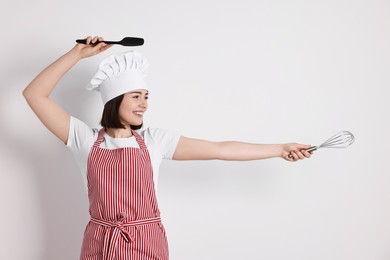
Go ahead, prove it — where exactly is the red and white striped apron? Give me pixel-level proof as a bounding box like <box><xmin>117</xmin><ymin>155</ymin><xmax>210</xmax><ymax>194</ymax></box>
<box><xmin>80</xmin><ymin>128</ymin><xmax>169</xmax><ymax>260</ymax></box>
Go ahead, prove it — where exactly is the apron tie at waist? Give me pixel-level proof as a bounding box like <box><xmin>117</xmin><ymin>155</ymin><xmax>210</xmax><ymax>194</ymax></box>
<box><xmin>90</xmin><ymin>214</ymin><xmax>161</xmax><ymax>260</ymax></box>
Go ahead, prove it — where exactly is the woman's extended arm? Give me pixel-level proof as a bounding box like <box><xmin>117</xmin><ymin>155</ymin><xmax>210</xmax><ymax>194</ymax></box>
<box><xmin>22</xmin><ymin>36</ymin><xmax>112</xmax><ymax>144</ymax></box>
<box><xmin>172</xmin><ymin>136</ymin><xmax>313</xmax><ymax>162</ymax></box>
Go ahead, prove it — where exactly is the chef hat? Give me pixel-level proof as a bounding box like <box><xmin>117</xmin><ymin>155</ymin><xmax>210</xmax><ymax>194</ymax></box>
<box><xmin>86</xmin><ymin>50</ymin><xmax>149</xmax><ymax>104</ymax></box>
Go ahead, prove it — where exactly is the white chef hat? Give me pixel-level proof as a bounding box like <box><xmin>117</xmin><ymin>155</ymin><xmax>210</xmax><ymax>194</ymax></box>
<box><xmin>86</xmin><ymin>50</ymin><xmax>149</xmax><ymax>104</ymax></box>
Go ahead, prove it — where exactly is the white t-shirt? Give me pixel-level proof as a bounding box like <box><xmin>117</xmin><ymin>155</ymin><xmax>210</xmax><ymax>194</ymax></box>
<box><xmin>66</xmin><ymin>116</ymin><xmax>181</xmax><ymax>195</ymax></box>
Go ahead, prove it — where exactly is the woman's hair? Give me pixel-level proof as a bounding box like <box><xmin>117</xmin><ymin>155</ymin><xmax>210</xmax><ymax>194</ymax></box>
<box><xmin>100</xmin><ymin>94</ymin><xmax>143</xmax><ymax>130</ymax></box>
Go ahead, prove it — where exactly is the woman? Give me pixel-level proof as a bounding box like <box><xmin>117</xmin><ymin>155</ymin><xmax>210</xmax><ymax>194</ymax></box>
<box><xmin>23</xmin><ymin>36</ymin><xmax>313</xmax><ymax>260</ymax></box>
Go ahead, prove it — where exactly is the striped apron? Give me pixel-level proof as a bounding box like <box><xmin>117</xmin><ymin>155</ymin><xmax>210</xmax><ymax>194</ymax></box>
<box><xmin>80</xmin><ymin>128</ymin><xmax>169</xmax><ymax>260</ymax></box>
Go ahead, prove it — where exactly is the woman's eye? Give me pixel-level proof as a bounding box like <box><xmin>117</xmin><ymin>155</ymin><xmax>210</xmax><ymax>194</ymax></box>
<box><xmin>132</xmin><ymin>95</ymin><xmax>148</xmax><ymax>99</ymax></box>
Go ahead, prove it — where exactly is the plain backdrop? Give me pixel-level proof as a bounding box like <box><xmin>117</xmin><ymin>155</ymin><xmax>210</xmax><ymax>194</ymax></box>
<box><xmin>1</xmin><ymin>0</ymin><xmax>389</xmax><ymax>259</ymax></box>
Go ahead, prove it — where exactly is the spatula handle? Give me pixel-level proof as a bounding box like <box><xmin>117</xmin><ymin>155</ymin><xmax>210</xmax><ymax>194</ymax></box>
<box><xmin>76</xmin><ymin>39</ymin><xmax>111</xmax><ymax>44</ymax></box>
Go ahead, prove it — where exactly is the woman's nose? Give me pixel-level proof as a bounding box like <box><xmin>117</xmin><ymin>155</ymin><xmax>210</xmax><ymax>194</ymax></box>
<box><xmin>140</xmin><ymin>99</ymin><xmax>147</xmax><ymax>108</ymax></box>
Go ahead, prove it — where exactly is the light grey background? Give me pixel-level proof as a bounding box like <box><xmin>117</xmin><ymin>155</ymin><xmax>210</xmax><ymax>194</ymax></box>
<box><xmin>1</xmin><ymin>0</ymin><xmax>389</xmax><ymax>259</ymax></box>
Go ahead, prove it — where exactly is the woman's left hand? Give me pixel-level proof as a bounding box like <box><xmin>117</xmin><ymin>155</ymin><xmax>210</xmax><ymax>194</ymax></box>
<box><xmin>281</xmin><ymin>143</ymin><xmax>313</xmax><ymax>162</ymax></box>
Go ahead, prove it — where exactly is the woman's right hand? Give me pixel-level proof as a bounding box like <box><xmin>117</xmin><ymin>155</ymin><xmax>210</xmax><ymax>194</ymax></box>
<box><xmin>72</xmin><ymin>35</ymin><xmax>113</xmax><ymax>59</ymax></box>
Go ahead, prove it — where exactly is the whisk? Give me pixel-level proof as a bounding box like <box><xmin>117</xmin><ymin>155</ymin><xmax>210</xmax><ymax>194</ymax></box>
<box><xmin>288</xmin><ymin>131</ymin><xmax>355</xmax><ymax>159</ymax></box>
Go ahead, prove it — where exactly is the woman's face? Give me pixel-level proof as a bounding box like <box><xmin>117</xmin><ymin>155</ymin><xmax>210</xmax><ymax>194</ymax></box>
<box><xmin>118</xmin><ymin>89</ymin><xmax>149</xmax><ymax>127</ymax></box>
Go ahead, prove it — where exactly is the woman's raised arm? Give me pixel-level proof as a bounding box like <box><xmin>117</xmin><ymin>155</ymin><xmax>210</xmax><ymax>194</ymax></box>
<box><xmin>22</xmin><ymin>36</ymin><xmax>112</xmax><ymax>144</ymax></box>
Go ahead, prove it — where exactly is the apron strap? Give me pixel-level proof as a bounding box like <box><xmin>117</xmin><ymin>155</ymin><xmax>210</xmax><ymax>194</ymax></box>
<box><xmin>131</xmin><ymin>129</ymin><xmax>148</xmax><ymax>150</ymax></box>
<box><xmin>93</xmin><ymin>128</ymin><xmax>106</xmax><ymax>148</ymax></box>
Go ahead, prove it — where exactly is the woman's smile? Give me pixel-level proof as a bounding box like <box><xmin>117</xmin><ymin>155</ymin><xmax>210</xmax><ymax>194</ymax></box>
<box><xmin>133</xmin><ymin>111</ymin><xmax>144</xmax><ymax>117</ymax></box>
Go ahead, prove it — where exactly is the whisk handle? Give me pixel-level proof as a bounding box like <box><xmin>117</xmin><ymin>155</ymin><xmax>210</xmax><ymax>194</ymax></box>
<box><xmin>287</xmin><ymin>146</ymin><xmax>317</xmax><ymax>159</ymax></box>
<box><xmin>306</xmin><ymin>146</ymin><xmax>317</xmax><ymax>152</ymax></box>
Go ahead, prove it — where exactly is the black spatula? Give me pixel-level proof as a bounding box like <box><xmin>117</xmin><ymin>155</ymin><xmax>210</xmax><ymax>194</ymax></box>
<box><xmin>76</xmin><ymin>37</ymin><xmax>144</xmax><ymax>46</ymax></box>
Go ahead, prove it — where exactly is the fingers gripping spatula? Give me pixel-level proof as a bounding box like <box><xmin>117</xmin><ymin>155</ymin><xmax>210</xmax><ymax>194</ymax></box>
<box><xmin>76</xmin><ymin>37</ymin><xmax>144</xmax><ymax>46</ymax></box>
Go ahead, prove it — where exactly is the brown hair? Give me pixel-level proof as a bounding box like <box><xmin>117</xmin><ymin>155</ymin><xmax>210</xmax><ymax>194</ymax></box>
<box><xmin>100</xmin><ymin>94</ymin><xmax>143</xmax><ymax>130</ymax></box>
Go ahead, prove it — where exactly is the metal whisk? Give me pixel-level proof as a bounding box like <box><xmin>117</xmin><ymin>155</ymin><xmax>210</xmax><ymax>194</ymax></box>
<box><xmin>288</xmin><ymin>131</ymin><xmax>355</xmax><ymax>159</ymax></box>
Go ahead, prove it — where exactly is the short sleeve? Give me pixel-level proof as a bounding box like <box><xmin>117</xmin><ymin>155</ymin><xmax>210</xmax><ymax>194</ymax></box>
<box><xmin>66</xmin><ymin>116</ymin><xmax>96</xmax><ymax>155</ymax></box>
<box><xmin>146</xmin><ymin>128</ymin><xmax>181</xmax><ymax>160</ymax></box>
